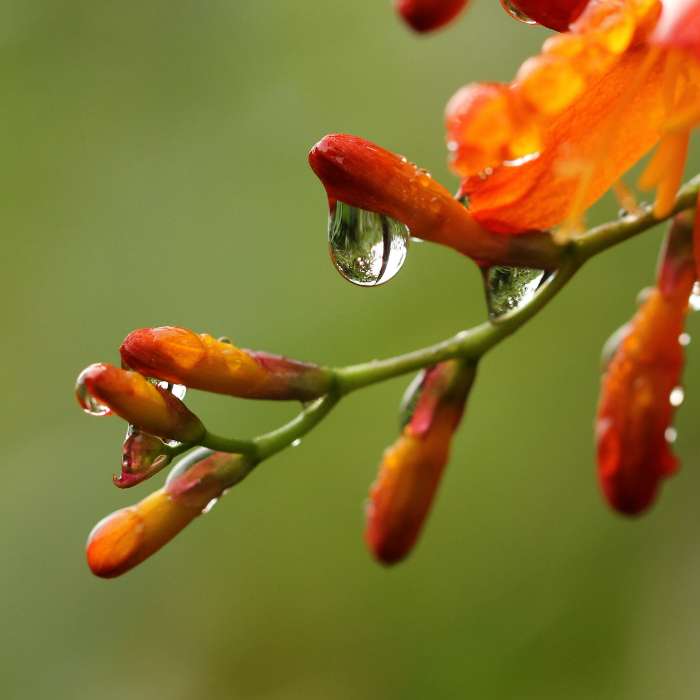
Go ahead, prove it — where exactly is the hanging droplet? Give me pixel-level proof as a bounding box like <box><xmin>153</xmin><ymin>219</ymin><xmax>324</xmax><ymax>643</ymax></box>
<box><xmin>291</xmin><ymin>438</ymin><xmax>302</xmax><ymax>447</ymax></box>
<box><xmin>689</xmin><ymin>282</ymin><xmax>700</xmax><ymax>311</ymax></box>
<box><xmin>201</xmin><ymin>498</ymin><xmax>218</xmax><ymax>514</ymax></box>
<box><xmin>499</xmin><ymin>0</ymin><xmax>538</xmax><ymax>24</ymax></box>
<box><xmin>665</xmin><ymin>426</ymin><xmax>678</xmax><ymax>444</ymax></box>
<box><xmin>669</xmin><ymin>386</ymin><xmax>684</xmax><ymax>407</ymax></box>
<box><xmin>328</xmin><ymin>200</ymin><xmax>409</xmax><ymax>286</ymax></box>
<box><xmin>483</xmin><ymin>266</ymin><xmax>547</xmax><ymax>319</ymax></box>
<box><xmin>75</xmin><ymin>368</ymin><xmax>112</xmax><ymax>416</ymax></box>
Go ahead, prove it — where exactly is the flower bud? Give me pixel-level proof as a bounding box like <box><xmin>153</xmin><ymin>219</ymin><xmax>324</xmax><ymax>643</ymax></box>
<box><xmin>596</xmin><ymin>212</ymin><xmax>695</xmax><ymax>514</ymax></box>
<box><xmin>121</xmin><ymin>326</ymin><xmax>333</xmax><ymax>401</ymax></box>
<box><xmin>87</xmin><ymin>451</ymin><xmax>251</xmax><ymax>577</ymax></box>
<box><xmin>395</xmin><ymin>0</ymin><xmax>470</xmax><ymax>32</ymax></box>
<box><xmin>365</xmin><ymin>361</ymin><xmax>476</xmax><ymax>564</ymax></box>
<box><xmin>309</xmin><ymin>134</ymin><xmax>560</xmax><ymax>268</ymax></box>
<box><xmin>115</xmin><ymin>426</ymin><xmax>174</xmax><ymax>488</ymax></box>
<box><xmin>77</xmin><ymin>363</ymin><xmax>206</xmax><ymax>444</ymax></box>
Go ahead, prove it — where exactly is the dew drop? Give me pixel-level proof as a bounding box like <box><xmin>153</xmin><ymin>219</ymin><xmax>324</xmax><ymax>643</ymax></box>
<box><xmin>483</xmin><ymin>266</ymin><xmax>547</xmax><ymax>319</ymax></box>
<box><xmin>291</xmin><ymin>438</ymin><xmax>302</xmax><ymax>447</ymax></box>
<box><xmin>600</xmin><ymin>323</ymin><xmax>631</xmax><ymax>372</ymax></box>
<box><xmin>201</xmin><ymin>498</ymin><xmax>218</xmax><ymax>514</ymax></box>
<box><xmin>218</xmin><ymin>336</ymin><xmax>234</xmax><ymax>345</ymax></box>
<box><xmin>670</xmin><ymin>386</ymin><xmax>684</xmax><ymax>407</ymax></box>
<box><xmin>679</xmin><ymin>332</ymin><xmax>691</xmax><ymax>346</ymax></box>
<box><xmin>665</xmin><ymin>426</ymin><xmax>678</xmax><ymax>444</ymax></box>
<box><xmin>328</xmin><ymin>200</ymin><xmax>409</xmax><ymax>286</ymax></box>
<box><xmin>499</xmin><ymin>0</ymin><xmax>538</xmax><ymax>24</ymax></box>
<box><xmin>75</xmin><ymin>368</ymin><xmax>112</xmax><ymax>416</ymax></box>
<box><xmin>689</xmin><ymin>282</ymin><xmax>700</xmax><ymax>311</ymax></box>
<box><xmin>399</xmin><ymin>370</ymin><xmax>427</xmax><ymax>429</ymax></box>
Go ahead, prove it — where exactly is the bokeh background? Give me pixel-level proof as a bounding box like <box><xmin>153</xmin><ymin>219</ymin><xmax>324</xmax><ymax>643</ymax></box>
<box><xmin>1</xmin><ymin>1</ymin><xmax>699</xmax><ymax>698</ymax></box>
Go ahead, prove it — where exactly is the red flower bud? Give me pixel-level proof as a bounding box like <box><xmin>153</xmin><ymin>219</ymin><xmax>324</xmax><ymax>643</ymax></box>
<box><xmin>76</xmin><ymin>363</ymin><xmax>206</xmax><ymax>444</ymax></box>
<box><xmin>395</xmin><ymin>0</ymin><xmax>470</xmax><ymax>32</ymax></box>
<box><xmin>596</xmin><ymin>212</ymin><xmax>695</xmax><ymax>514</ymax></box>
<box><xmin>365</xmin><ymin>361</ymin><xmax>476</xmax><ymax>564</ymax></box>
<box><xmin>120</xmin><ymin>326</ymin><xmax>333</xmax><ymax>401</ymax></box>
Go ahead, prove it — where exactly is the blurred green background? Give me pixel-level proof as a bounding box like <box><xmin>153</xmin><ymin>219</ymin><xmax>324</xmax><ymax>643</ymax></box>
<box><xmin>1</xmin><ymin>1</ymin><xmax>699</xmax><ymax>698</ymax></box>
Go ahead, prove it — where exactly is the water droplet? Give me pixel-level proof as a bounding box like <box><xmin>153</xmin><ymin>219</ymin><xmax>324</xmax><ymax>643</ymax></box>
<box><xmin>499</xmin><ymin>0</ymin><xmax>538</xmax><ymax>23</ymax></box>
<box><xmin>670</xmin><ymin>386</ymin><xmax>684</xmax><ymax>407</ymax></box>
<box><xmin>665</xmin><ymin>426</ymin><xmax>678</xmax><ymax>443</ymax></box>
<box><xmin>600</xmin><ymin>323</ymin><xmax>631</xmax><ymax>372</ymax></box>
<box><xmin>75</xmin><ymin>368</ymin><xmax>111</xmax><ymax>416</ymax></box>
<box><xmin>399</xmin><ymin>370</ymin><xmax>427</xmax><ymax>429</ymax></box>
<box><xmin>689</xmin><ymin>282</ymin><xmax>700</xmax><ymax>311</ymax></box>
<box><xmin>147</xmin><ymin>377</ymin><xmax>187</xmax><ymax>401</ymax></box>
<box><xmin>291</xmin><ymin>438</ymin><xmax>301</xmax><ymax>447</ymax></box>
<box><xmin>483</xmin><ymin>266</ymin><xmax>547</xmax><ymax>319</ymax></box>
<box><xmin>218</xmin><ymin>336</ymin><xmax>234</xmax><ymax>345</ymax></box>
<box><xmin>201</xmin><ymin>498</ymin><xmax>218</xmax><ymax>514</ymax></box>
<box><xmin>328</xmin><ymin>200</ymin><xmax>409</xmax><ymax>286</ymax></box>
<box><xmin>679</xmin><ymin>332</ymin><xmax>691</xmax><ymax>346</ymax></box>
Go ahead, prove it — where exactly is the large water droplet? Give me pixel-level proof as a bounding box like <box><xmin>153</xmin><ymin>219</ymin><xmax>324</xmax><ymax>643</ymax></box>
<box><xmin>328</xmin><ymin>200</ymin><xmax>409</xmax><ymax>286</ymax></box>
<box><xmin>76</xmin><ymin>368</ymin><xmax>111</xmax><ymax>416</ymax></box>
<box><xmin>499</xmin><ymin>0</ymin><xmax>538</xmax><ymax>24</ymax></box>
<box><xmin>483</xmin><ymin>266</ymin><xmax>547</xmax><ymax>319</ymax></box>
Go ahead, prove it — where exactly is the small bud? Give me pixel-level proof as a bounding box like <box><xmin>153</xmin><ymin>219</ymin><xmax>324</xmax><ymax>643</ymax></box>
<box><xmin>596</xmin><ymin>213</ymin><xmax>695</xmax><ymax>514</ymax></box>
<box><xmin>115</xmin><ymin>426</ymin><xmax>174</xmax><ymax>488</ymax></box>
<box><xmin>87</xmin><ymin>451</ymin><xmax>252</xmax><ymax>578</ymax></box>
<box><xmin>395</xmin><ymin>0</ymin><xmax>471</xmax><ymax>32</ymax></box>
<box><xmin>365</xmin><ymin>361</ymin><xmax>476</xmax><ymax>564</ymax></box>
<box><xmin>78</xmin><ymin>363</ymin><xmax>205</xmax><ymax>444</ymax></box>
<box><xmin>120</xmin><ymin>326</ymin><xmax>333</xmax><ymax>401</ymax></box>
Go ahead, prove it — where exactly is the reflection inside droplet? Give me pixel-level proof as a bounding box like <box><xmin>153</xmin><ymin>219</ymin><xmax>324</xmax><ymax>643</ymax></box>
<box><xmin>670</xmin><ymin>386</ymin><xmax>684</xmax><ymax>407</ymax></box>
<box><xmin>483</xmin><ymin>266</ymin><xmax>547</xmax><ymax>319</ymax></box>
<box><xmin>328</xmin><ymin>200</ymin><xmax>409</xmax><ymax>286</ymax></box>
<box><xmin>76</xmin><ymin>368</ymin><xmax>112</xmax><ymax>416</ymax></box>
<box><xmin>499</xmin><ymin>0</ymin><xmax>538</xmax><ymax>24</ymax></box>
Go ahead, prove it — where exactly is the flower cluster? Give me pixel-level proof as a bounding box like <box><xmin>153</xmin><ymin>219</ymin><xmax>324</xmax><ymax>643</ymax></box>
<box><xmin>78</xmin><ymin>0</ymin><xmax>700</xmax><ymax>578</ymax></box>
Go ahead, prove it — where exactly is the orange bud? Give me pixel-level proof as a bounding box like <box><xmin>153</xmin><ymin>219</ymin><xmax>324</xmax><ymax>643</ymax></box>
<box><xmin>87</xmin><ymin>451</ymin><xmax>251</xmax><ymax>577</ymax></box>
<box><xmin>596</xmin><ymin>212</ymin><xmax>695</xmax><ymax>514</ymax></box>
<box><xmin>77</xmin><ymin>363</ymin><xmax>205</xmax><ymax>443</ymax></box>
<box><xmin>365</xmin><ymin>361</ymin><xmax>476</xmax><ymax>564</ymax></box>
<box><xmin>395</xmin><ymin>0</ymin><xmax>470</xmax><ymax>32</ymax></box>
<box><xmin>120</xmin><ymin>326</ymin><xmax>333</xmax><ymax>401</ymax></box>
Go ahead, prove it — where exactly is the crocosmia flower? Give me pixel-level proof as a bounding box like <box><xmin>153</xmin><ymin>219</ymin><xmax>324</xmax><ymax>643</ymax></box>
<box><xmin>77</xmin><ymin>363</ymin><xmax>206</xmax><ymax>444</ymax></box>
<box><xmin>365</xmin><ymin>360</ymin><xmax>476</xmax><ymax>564</ymax></box>
<box><xmin>595</xmin><ymin>212</ymin><xmax>696</xmax><ymax>515</ymax></box>
<box><xmin>121</xmin><ymin>326</ymin><xmax>333</xmax><ymax>402</ymax></box>
<box><xmin>445</xmin><ymin>0</ymin><xmax>700</xmax><ymax>234</ymax></box>
<box><xmin>87</xmin><ymin>451</ymin><xmax>251</xmax><ymax>578</ymax></box>
<box><xmin>395</xmin><ymin>0</ymin><xmax>471</xmax><ymax>32</ymax></box>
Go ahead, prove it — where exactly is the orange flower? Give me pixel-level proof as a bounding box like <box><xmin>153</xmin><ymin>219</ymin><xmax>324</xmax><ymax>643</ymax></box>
<box><xmin>395</xmin><ymin>0</ymin><xmax>471</xmax><ymax>32</ymax></box>
<box><xmin>120</xmin><ymin>326</ymin><xmax>334</xmax><ymax>401</ymax></box>
<box><xmin>76</xmin><ymin>363</ymin><xmax>205</xmax><ymax>444</ymax></box>
<box><xmin>446</xmin><ymin>0</ymin><xmax>700</xmax><ymax>234</ymax></box>
<box><xmin>365</xmin><ymin>360</ymin><xmax>476</xmax><ymax>564</ymax></box>
<box><xmin>595</xmin><ymin>211</ymin><xmax>695</xmax><ymax>514</ymax></box>
<box><xmin>309</xmin><ymin>134</ymin><xmax>561</xmax><ymax>268</ymax></box>
<box><xmin>87</xmin><ymin>451</ymin><xmax>251</xmax><ymax>577</ymax></box>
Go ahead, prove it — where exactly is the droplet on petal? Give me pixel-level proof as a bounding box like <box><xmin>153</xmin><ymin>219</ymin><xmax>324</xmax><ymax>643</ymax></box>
<box><xmin>76</xmin><ymin>366</ymin><xmax>112</xmax><ymax>416</ymax></box>
<box><xmin>500</xmin><ymin>0</ymin><xmax>537</xmax><ymax>24</ymax></box>
<box><xmin>328</xmin><ymin>200</ymin><xmax>409</xmax><ymax>286</ymax></box>
<box><xmin>482</xmin><ymin>266</ymin><xmax>547</xmax><ymax>318</ymax></box>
